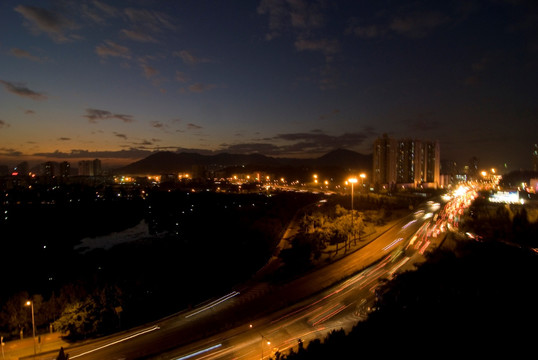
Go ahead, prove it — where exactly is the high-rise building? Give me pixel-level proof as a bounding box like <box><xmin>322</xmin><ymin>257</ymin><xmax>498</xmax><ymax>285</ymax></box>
<box><xmin>78</xmin><ymin>159</ymin><xmax>102</xmax><ymax>176</ymax></box>
<box><xmin>373</xmin><ymin>134</ymin><xmax>440</xmax><ymax>188</ymax></box>
<box><xmin>423</xmin><ymin>140</ymin><xmax>440</xmax><ymax>184</ymax></box>
<box><xmin>59</xmin><ymin>161</ymin><xmax>71</xmax><ymax>178</ymax></box>
<box><xmin>42</xmin><ymin>161</ymin><xmax>55</xmax><ymax>178</ymax></box>
<box><xmin>465</xmin><ymin>156</ymin><xmax>479</xmax><ymax>180</ymax></box>
<box><xmin>373</xmin><ymin>134</ymin><xmax>397</xmax><ymax>186</ymax></box>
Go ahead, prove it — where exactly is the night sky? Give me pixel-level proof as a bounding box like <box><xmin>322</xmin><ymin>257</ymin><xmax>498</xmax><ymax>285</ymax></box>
<box><xmin>0</xmin><ymin>0</ymin><xmax>536</xmax><ymax>172</ymax></box>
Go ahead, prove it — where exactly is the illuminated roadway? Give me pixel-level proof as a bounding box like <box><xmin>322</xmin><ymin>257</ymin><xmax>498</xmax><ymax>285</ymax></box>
<box><xmin>27</xmin><ymin>191</ymin><xmax>474</xmax><ymax>360</ymax></box>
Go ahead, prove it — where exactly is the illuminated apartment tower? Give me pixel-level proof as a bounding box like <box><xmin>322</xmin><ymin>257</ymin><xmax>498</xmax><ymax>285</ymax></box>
<box><xmin>373</xmin><ymin>135</ymin><xmax>440</xmax><ymax>188</ymax></box>
<box><xmin>373</xmin><ymin>134</ymin><xmax>397</xmax><ymax>186</ymax></box>
<box><xmin>59</xmin><ymin>161</ymin><xmax>70</xmax><ymax>178</ymax></box>
<box><xmin>42</xmin><ymin>161</ymin><xmax>55</xmax><ymax>178</ymax></box>
<box><xmin>78</xmin><ymin>159</ymin><xmax>102</xmax><ymax>176</ymax></box>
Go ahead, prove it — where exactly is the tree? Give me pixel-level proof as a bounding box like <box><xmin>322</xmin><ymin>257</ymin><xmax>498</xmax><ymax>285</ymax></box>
<box><xmin>53</xmin><ymin>298</ymin><xmax>101</xmax><ymax>340</ymax></box>
<box><xmin>0</xmin><ymin>291</ymin><xmax>30</xmax><ymax>336</ymax></box>
<box><xmin>43</xmin><ymin>292</ymin><xmax>63</xmax><ymax>326</ymax></box>
<box><xmin>56</xmin><ymin>346</ymin><xmax>69</xmax><ymax>360</ymax></box>
<box><xmin>280</xmin><ymin>237</ymin><xmax>314</xmax><ymax>270</ymax></box>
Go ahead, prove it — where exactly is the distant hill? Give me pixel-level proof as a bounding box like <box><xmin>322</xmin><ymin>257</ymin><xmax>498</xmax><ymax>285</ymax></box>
<box><xmin>114</xmin><ymin>149</ymin><xmax>372</xmax><ymax>179</ymax></box>
<box><xmin>314</xmin><ymin>148</ymin><xmax>371</xmax><ymax>168</ymax></box>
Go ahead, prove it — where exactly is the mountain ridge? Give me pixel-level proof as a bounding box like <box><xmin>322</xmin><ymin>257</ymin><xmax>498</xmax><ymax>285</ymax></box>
<box><xmin>114</xmin><ymin>148</ymin><xmax>372</xmax><ymax>179</ymax></box>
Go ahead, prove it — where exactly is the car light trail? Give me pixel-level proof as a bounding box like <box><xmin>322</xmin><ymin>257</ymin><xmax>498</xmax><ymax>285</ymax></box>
<box><xmin>401</xmin><ymin>219</ymin><xmax>417</xmax><ymax>229</ymax></box>
<box><xmin>382</xmin><ymin>237</ymin><xmax>403</xmax><ymax>251</ymax></box>
<box><xmin>70</xmin><ymin>325</ymin><xmax>160</xmax><ymax>358</ymax></box>
<box><xmin>311</xmin><ymin>304</ymin><xmax>349</xmax><ymax>327</ymax></box>
<box><xmin>270</xmin><ymin>256</ymin><xmax>393</xmax><ymax>326</ymax></box>
<box><xmin>308</xmin><ymin>303</ymin><xmax>342</xmax><ymax>325</ymax></box>
<box><xmin>174</xmin><ymin>343</ymin><xmax>222</xmax><ymax>360</ymax></box>
<box><xmin>388</xmin><ymin>256</ymin><xmax>410</xmax><ymax>276</ymax></box>
<box><xmin>185</xmin><ymin>291</ymin><xmax>240</xmax><ymax>318</ymax></box>
<box><xmin>419</xmin><ymin>240</ymin><xmax>431</xmax><ymax>254</ymax></box>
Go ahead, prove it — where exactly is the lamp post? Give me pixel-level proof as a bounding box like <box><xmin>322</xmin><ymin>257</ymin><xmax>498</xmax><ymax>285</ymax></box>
<box><xmin>261</xmin><ymin>335</ymin><xmax>271</xmax><ymax>360</ymax></box>
<box><xmin>249</xmin><ymin>324</ymin><xmax>271</xmax><ymax>360</ymax></box>
<box><xmin>25</xmin><ymin>300</ymin><xmax>36</xmax><ymax>356</ymax></box>
<box><xmin>348</xmin><ymin>178</ymin><xmax>358</xmax><ymax>251</ymax></box>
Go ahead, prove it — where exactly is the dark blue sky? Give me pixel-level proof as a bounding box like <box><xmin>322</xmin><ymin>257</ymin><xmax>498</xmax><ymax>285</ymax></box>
<box><xmin>0</xmin><ymin>0</ymin><xmax>536</xmax><ymax>172</ymax></box>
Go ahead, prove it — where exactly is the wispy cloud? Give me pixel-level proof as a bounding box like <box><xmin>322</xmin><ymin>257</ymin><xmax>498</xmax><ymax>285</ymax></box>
<box><xmin>83</xmin><ymin>108</ymin><xmax>134</xmax><ymax>123</ymax></box>
<box><xmin>114</xmin><ymin>132</ymin><xmax>128</xmax><ymax>140</ymax></box>
<box><xmin>141</xmin><ymin>63</ymin><xmax>159</xmax><ymax>79</ymax></box>
<box><xmin>14</xmin><ymin>5</ymin><xmax>77</xmax><ymax>43</ymax></box>
<box><xmin>257</xmin><ymin>0</ymin><xmax>325</xmax><ymax>41</ymax></box>
<box><xmin>121</xmin><ymin>29</ymin><xmax>158</xmax><ymax>43</ymax></box>
<box><xmin>131</xmin><ymin>139</ymin><xmax>156</xmax><ymax>146</ymax></box>
<box><xmin>9</xmin><ymin>48</ymin><xmax>42</xmax><ymax>62</ymax></box>
<box><xmin>349</xmin><ymin>9</ymin><xmax>451</xmax><ymax>39</ymax></box>
<box><xmin>187</xmin><ymin>123</ymin><xmax>203</xmax><ymax>130</ymax></box>
<box><xmin>0</xmin><ymin>148</ymin><xmax>23</xmax><ymax>157</ymax></box>
<box><xmin>348</xmin><ymin>23</ymin><xmax>385</xmax><ymax>39</ymax></box>
<box><xmin>124</xmin><ymin>8</ymin><xmax>176</xmax><ymax>33</ymax></box>
<box><xmin>80</xmin><ymin>1</ymin><xmax>117</xmax><ymax>23</ymax></box>
<box><xmin>150</xmin><ymin>121</ymin><xmax>166</xmax><ymax>129</ymax></box>
<box><xmin>0</xmin><ymin>80</ymin><xmax>47</xmax><ymax>100</ymax></box>
<box><xmin>175</xmin><ymin>71</ymin><xmax>189</xmax><ymax>83</ymax></box>
<box><xmin>318</xmin><ymin>109</ymin><xmax>340</xmax><ymax>120</ymax></box>
<box><xmin>174</xmin><ymin>50</ymin><xmax>212</xmax><ymax>65</ymax></box>
<box><xmin>33</xmin><ymin>148</ymin><xmax>153</xmax><ymax>160</ymax></box>
<box><xmin>390</xmin><ymin>11</ymin><xmax>450</xmax><ymax>38</ymax></box>
<box><xmin>92</xmin><ymin>1</ymin><xmax>119</xmax><ymax>18</ymax></box>
<box><xmin>257</xmin><ymin>0</ymin><xmax>340</xmax><ymax>89</ymax></box>
<box><xmin>95</xmin><ymin>40</ymin><xmax>131</xmax><ymax>59</ymax></box>
<box><xmin>0</xmin><ymin>120</ymin><xmax>11</xmax><ymax>129</ymax></box>
<box><xmin>188</xmin><ymin>83</ymin><xmax>217</xmax><ymax>93</ymax></box>
<box><xmin>294</xmin><ymin>37</ymin><xmax>339</xmax><ymax>55</ymax></box>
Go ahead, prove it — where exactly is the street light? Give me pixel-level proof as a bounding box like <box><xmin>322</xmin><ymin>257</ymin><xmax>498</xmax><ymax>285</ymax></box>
<box><xmin>348</xmin><ymin>178</ymin><xmax>358</xmax><ymax>251</ymax></box>
<box><xmin>25</xmin><ymin>300</ymin><xmax>36</xmax><ymax>356</ymax></box>
<box><xmin>261</xmin><ymin>336</ymin><xmax>271</xmax><ymax>360</ymax></box>
<box><xmin>360</xmin><ymin>173</ymin><xmax>366</xmax><ymax>188</ymax></box>
<box><xmin>249</xmin><ymin>324</ymin><xmax>272</xmax><ymax>360</ymax></box>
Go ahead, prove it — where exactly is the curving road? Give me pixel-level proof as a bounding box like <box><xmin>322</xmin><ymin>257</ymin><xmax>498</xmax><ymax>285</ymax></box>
<box><xmin>27</xmin><ymin>191</ymin><xmax>475</xmax><ymax>360</ymax></box>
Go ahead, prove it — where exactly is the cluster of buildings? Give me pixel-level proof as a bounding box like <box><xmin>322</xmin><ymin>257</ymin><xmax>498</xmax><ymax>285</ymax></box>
<box><xmin>0</xmin><ymin>159</ymin><xmax>102</xmax><ymax>179</ymax></box>
<box><xmin>371</xmin><ymin>136</ymin><xmax>538</xmax><ymax>191</ymax></box>
<box><xmin>2</xmin><ymin>139</ymin><xmax>537</xmax><ymax>192</ymax></box>
<box><xmin>0</xmin><ymin>159</ymin><xmax>103</xmax><ymax>189</ymax></box>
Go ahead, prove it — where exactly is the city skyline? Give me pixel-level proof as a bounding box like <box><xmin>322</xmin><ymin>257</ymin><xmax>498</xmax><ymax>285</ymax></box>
<box><xmin>1</xmin><ymin>0</ymin><xmax>537</xmax><ymax>171</ymax></box>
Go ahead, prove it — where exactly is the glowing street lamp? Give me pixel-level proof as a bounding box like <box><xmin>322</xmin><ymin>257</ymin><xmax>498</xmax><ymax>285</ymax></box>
<box><xmin>25</xmin><ymin>300</ymin><xmax>36</xmax><ymax>356</ymax></box>
<box><xmin>249</xmin><ymin>324</ymin><xmax>272</xmax><ymax>360</ymax></box>
<box><xmin>348</xmin><ymin>178</ymin><xmax>358</xmax><ymax>251</ymax></box>
<box><xmin>360</xmin><ymin>173</ymin><xmax>366</xmax><ymax>188</ymax></box>
<box><xmin>262</xmin><ymin>337</ymin><xmax>271</xmax><ymax>359</ymax></box>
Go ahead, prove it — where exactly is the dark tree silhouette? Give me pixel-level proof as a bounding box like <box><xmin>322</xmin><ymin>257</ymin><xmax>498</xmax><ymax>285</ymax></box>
<box><xmin>56</xmin><ymin>346</ymin><xmax>69</xmax><ymax>360</ymax></box>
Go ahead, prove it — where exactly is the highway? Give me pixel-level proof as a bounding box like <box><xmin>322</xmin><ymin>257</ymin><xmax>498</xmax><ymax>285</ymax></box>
<box><xmin>26</xmin><ymin>188</ymin><xmax>475</xmax><ymax>360</ymax></box>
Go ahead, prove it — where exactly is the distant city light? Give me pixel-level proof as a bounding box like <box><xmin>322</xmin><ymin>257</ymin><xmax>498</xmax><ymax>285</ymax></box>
<box><xmin>489</xmin><ymin>191</ymin><xmax>519</xmax><ymax>204</ymax></box>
